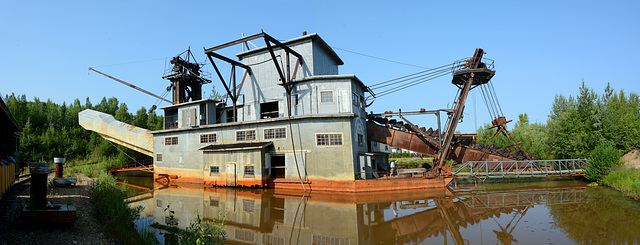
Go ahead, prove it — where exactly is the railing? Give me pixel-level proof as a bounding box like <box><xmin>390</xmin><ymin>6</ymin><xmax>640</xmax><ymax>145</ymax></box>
<box><xmin>452</xmin><ymin>57</ymin><xmax>495</xmax><ymax>72</ymax></box>
<box><xmin>457</xmin><ymin>187</ymin><xmax>588</xmax><ymax>208</ymax></box>
<box><xmin>111</xmin><ymin>159</ymin><xmax>154</xmax><ymax>172</ymax></box>
<box><xmin>453</xmin><ymin>159</ymin><xmax>589</xmax><ymax>179</ymax></box>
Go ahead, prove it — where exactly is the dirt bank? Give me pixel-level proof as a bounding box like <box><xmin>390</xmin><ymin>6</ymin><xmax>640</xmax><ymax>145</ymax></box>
<box><xmin>622</xmin><ymin>149</ymin><xmax>640</xmax><ymax>169</ymax></box>
<box><xmin>0</xmin><ymin>174</ymin><xmax>119</xmax><ymax>245</ymax></box>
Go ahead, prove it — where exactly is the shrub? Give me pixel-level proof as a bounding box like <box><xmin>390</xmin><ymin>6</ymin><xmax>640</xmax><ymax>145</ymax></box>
<box><xmin>88</xmin><ymin>173</ymin><xmax>156</xmax><ymax>244</ymax></box>
<box><xmin>163</xmin><ymin>205</ymin><xmax>227</xmax><ymax>245</ymax></box>
<box><xmin>585</xmin><ymin>142</ymin><xmax>621</xmax><ymax>181</ymax></box>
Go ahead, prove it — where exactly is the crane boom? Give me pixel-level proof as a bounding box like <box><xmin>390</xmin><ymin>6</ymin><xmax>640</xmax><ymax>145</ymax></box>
<box><xmin>89</xmin><ymin>67</ymin><xmax>173</xmax><ymax>105</ymax></box>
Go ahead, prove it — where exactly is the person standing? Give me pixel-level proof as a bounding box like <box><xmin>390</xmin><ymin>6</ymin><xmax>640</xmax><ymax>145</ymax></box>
<box><xmin>390</xmin><ymin>160</ymin><xmax>396</xmax><ymax>176</ymax></box>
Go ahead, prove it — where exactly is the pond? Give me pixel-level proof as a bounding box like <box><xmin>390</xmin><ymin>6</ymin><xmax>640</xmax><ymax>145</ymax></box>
<box><xmin>117</xmin><ymin>173</ymin><xmax>640</xmax><ymax>245</ymax></box>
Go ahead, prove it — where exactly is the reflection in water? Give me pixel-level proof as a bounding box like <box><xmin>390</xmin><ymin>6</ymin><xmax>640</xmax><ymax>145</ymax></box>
<box><xmin>121</xmin><ymin>176</ymin><xmax>640</xmax><ymax>245</ymax></box>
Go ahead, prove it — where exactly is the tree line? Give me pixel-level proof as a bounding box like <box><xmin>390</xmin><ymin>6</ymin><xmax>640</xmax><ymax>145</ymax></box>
<box><xmin>477</xmin><ymin>82</ymin><xmax>640</xmax><ymax>180</ymax></box>
<box><xmin>4</xmin><ymin>93</ymin><xmax>163</xmax><ymax>164</ymax></box>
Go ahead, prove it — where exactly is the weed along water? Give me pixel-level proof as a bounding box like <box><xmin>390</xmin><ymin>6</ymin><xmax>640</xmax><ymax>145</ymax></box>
<box><xmin>115</xmin><ymin>174</ymin><xmax>640</xmax><ymax>245</ymax></box>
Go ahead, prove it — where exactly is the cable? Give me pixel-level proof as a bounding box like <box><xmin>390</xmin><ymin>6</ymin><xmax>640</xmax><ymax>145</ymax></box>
<box><xmin>369</xmin><ymin>63</ymin><xmax>456</xmax><ymax>88</ymax></box>
<box><xmin>371</xmin><ymin>69</ymin><xmax>452</xmax><ymax>98</ymax></box>
<box><xmin>369</xmin><ymin>66</ymin><xmax>453</xmax><ymax>90</ymax></box>
<box><xmin>332</xmin><ymin>46</ymin><xmax>431</xmax><ymax>69</ymax></box>
<box><xmin>91</xmin><ymin>57</ymin><xmax>167</xmax><ymax>68</ymax></box>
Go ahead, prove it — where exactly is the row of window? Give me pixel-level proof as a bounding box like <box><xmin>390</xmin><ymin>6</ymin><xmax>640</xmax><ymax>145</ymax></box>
<box><xmin>164</xmin><ymin>130</ymin><xmax>343</xmax><ymax>145</ymax></box>
<box><xmin>209</xmin><ymin>165</ymin><xmax>254</xmax><ymax>177</ymax></box>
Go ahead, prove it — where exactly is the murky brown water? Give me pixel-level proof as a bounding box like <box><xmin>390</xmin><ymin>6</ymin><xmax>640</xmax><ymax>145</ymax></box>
<box><xmin>117</xmin><ymin>174</ymin><xmax>640</xmax><ymax>245</ymax></box>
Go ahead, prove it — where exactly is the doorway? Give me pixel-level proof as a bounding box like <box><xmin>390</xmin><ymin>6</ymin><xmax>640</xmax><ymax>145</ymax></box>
<box><xmin>270</xmin><ymin>155</ymin><xmax>285</xmax><ymax>179</ymax></box>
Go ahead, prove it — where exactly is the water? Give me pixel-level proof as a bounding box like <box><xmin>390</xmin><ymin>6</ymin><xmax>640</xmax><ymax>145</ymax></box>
<box><xmin>116</xmin><ymin>174</ymin><xmax>640</xmax><ymax>244</ymax></box>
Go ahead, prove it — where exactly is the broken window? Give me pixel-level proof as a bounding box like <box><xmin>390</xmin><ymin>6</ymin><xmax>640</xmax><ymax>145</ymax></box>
<box><xmin>226</xmin><ymin>108</ymin><xmax>236</xmax><ymax>122</ymax></box>
<box><xmin>164</xmin><ymin>109</ymin><xmax>178</xmax><ymax>129</ymax></box>
<box><xmin>260</xmin><ymin>101</ymin><xmax>279</xmax><ymax>119</ymax></box>
<box><xmin>290</xmin><ymin>94</ymin><xmax>299</xmax><ymax>106</ymax></box>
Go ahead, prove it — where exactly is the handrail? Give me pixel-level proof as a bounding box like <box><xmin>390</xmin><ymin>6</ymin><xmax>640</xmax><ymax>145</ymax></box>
<box><xmin>453</xmin><ymin>159</ymin><xmax>589</xmax><ymax>179</ymax></box>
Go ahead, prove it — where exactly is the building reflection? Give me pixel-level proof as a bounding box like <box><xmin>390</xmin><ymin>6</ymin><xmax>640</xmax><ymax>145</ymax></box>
<box><xmin>143</xmin><ymin>184</ymin><xmax>587</xmax><ymax>245</ymax></box>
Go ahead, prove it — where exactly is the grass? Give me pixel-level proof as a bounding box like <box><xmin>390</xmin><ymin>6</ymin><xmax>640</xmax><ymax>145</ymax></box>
<box><xmin>64</xmin><ymin>156</ymin><xmax>125</xmax><ymax>178</ymax></box>
<box><xmin>391</xmin><ymin>157</ymin><xmax>433</xmax><ymax>168</ymax></box>
<box><xmin>602</xmin><ymin>168</ymin><xmax>640</xmax><ymax>200</ymax></box>
<box><xmin>88</xmin><ymin>173</ymin><xmax>157</xmax><ymax>244</ymax></box>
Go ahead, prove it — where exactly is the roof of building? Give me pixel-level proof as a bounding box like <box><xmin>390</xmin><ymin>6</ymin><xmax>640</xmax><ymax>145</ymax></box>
<box><xmin>199</xmin><ymin>142</ymin><xmax>273</xmax><ymax>152</ymax></box>
<box><xmin>288</xmin><ymin>74</ymin><xmax>368</xmax><ymax>89</ymax></box>
<box><xmin>236</xmin><ymin>33</ymin><xmax>344</xmax><ymax>65</ymax></box>
<box><xmin>0</xmin><ymin>93</ymin><xmax>21</xmax><ymax>133</ymax></box>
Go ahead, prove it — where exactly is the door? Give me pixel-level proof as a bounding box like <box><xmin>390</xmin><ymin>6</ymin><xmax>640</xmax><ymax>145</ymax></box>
<box><xmin>226</xmin><ymin>163</ymin><xmax>236</xmax><ymax>186</ymax></box>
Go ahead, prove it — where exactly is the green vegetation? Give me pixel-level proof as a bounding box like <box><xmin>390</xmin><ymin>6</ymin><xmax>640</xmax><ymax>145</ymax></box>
<box><xmin>585</xmin><ymin>142</ymin><xmax>621</xmax><ymax>181</ymax></box>
<box><xmin>603</xmin><ymin>168</ymin><xmax>640</xmax><ymax>200</ymax></box>
<box><xmin>477</xmin><ymin>113</ymin><xmax>550</xmax><ymax>159</ymax></box>
<box><xmin>89</xmin><ymin>173</ymin><xmax>157</xmax><ymax>244</ymax></box>
<box><xmin>477</xmin><ymin>82</ymin><xmax>640</xmax><ymax>198</ymax></box>
<box><xmin>163</xmin><ymin>205</ymin><xmax>227</xmax><ymax>245</ymax></box>
<box><xmin>390</xmin><ymin>153</ymin><xmax>433</xmax><ymax>168</ymax></box>
<box><xmin>4</xmin><ymin>93</ymin><xmax>162</xmax><ymax>167</ymax></box>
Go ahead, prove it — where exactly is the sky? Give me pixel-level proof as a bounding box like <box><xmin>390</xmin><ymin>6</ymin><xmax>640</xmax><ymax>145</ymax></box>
<box><xmin>2</xmin><ymin>1</ymin><xmax>639</xmax><ymax>133</ymax></box>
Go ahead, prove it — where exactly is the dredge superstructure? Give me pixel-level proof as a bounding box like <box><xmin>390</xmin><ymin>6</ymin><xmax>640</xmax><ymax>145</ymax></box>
<box><xmin>81</xmin><ymin>32</ymin><xmax>529</xmax><ymax>192</ymax></box>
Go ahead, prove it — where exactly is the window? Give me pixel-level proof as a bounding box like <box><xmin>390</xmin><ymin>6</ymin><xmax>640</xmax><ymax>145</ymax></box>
<box><xmin>243</xmin><ymin>200</ymin><xmax>255</xmax><ymax>212</ymax></box>
<box><xmin>358</xmin><ymin>134</ymin><xmax>363</xmax><ymax>146</ymax></box>
<box><xmin>263</xmin><ymin>235</ymin><xmax>285</xmax><ymax>245</ymax></box>
<box><xmin>360</xmin><ymin>95</ymin><xmax>365</xmax><ymax>109</ymax></box>
<box><xmin>264</xmin><ymin>127</ymin><xmax>286</xmax><ymax>140</ymax></box>
<box><xmin>352</xmin><ymin>93</ymin><xmax>359</xmax><ymax>106</ymax></box>
<box><xmin>209</xmin><ymin>196</ymin><xmax>219</xmax><ymax>207</ymax></box>
<box><xmin>312</xmin><ymin>235</ymin><xmax>349</xmax><ymax>245</ymax></box>
<box><xmin>290</xmin><ymin>94</ymin><xmax>299</xmax><ymax>106</ymax></box>
<box><xmin>317</xmin><ymin>133</ymin><xmax>343</xmax><ymax>146</ymax></box>
<box><xmin>244</xmin><ymin>165</ymin><xmax>255</xmax><ymax>177</ymax></box>
<box><xmin>156</xmin><ymin>153</ymin><xmax>163</xmax><ymax>162</ymax></box>
<box><xmin>235</xmin><ymin>230</ymin><xmax>255</xmax><ymax>242</ymax></box>
<box><xmin>236</xmin><ymin>130</ymin><xmax>256</xmax><ymax>141</ymax></box>
<box><xmin>260</xmin><ymin>101</ymin><xmax>279</xmax><ymax>119</ymax></box>
<box><xmin>165</xmin><ymin>137</ymin><xmax>178</xmax><ymax>145</ymax></box>
<box><xmin>209</xmin><ymin>166</ymin><xmax>219</xmax><ymax>176</ymax></box>
<box><xmin>321</xmin><ymin>91</ymin><xmax>333</xmax><ymax>103</ymax></box>
<box><xmin>200</xmin><ymin>133</ymin><xmax>217</xmax><ymax>143</ymax></box>
<box><xmin>156</xmin><ymin>199</ymin><xmax>162</xmax><ymax>207</ymax></box>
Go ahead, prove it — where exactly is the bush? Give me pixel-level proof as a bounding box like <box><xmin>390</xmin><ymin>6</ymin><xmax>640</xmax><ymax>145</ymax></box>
<box><xmin>88</xmin><ymin>173</ymin><xmax>156</xmax><ymax>244</ymax></box>
<box><xmin>585</xmin><ymin>142</ymin><xmax>621</xmax><ymax>181</ymax></box>
<box><xmin>163</xmin><ymin>205</ymin><xmax>227</xmax><ymax>245</ymax></box>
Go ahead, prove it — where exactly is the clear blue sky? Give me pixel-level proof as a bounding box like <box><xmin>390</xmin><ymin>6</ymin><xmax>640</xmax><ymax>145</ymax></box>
<box><xmin>2</xmin><ymin>1</ymin><xmax>638</xmax><ymax>133</ymax></box>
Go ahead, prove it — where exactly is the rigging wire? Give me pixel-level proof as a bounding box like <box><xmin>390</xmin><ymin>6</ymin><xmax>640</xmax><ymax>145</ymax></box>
<box><xmin>91</xmin><ymin>57</ymin><xmax>167</xmax><ymax>68</ymax></box>
<box><xmin>368</xmin><ymin>63</ymin><xmax>455</xmax><ymax>88</ymax></box>
<box><xmin>370</xmin><ymin>69</ymin><xmax>453</xmax><ymax>98</ymax></box>
<box><xmin>331</xmin><ymin>46</ymin><xmax>430</xmax><ymax>69</ymax></box>
<box><xmin>369</xmin><ymin>66</ymin><xmax>453</xmax><ymax>90</ymax></box>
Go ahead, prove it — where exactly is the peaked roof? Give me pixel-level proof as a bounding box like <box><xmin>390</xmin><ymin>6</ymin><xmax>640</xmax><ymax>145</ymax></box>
<box><xmin>236</xmin><ymin>33</ymin><xmax>344</xmax><ymax>65</ymax></box>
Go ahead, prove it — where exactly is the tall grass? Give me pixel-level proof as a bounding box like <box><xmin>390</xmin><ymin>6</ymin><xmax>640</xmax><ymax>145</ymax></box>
<box><xmin>603</xmin><ymin>168</ymin><xmax>640</xmax><ymax>200</ymax></box>
<box><xmin>88</xmin><ymin>173</ymin><xmax>157</xmax><ymax>244</ymax></box>
<box><xmin>64</xmin><ymin>155</ymin><xmax>125</xmax><ymax>178</ymax></box>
